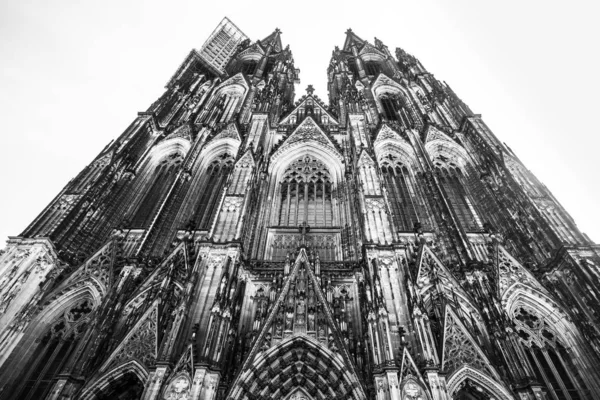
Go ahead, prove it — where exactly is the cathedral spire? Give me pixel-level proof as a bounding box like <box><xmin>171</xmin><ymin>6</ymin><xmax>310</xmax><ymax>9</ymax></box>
<box><xmin>261</xmin><ymin>27</ymin><xmax>283</xmax><ymax>52</ymax></box>
<box><xmin>343</xmin><ymin>27</ymin><xmax>365</xmax><ymax>51</ymax></box>
<box><xmin>1</xmin><ymin>16</ymin><xmax>599</xmax><ymax>400</ymax></box>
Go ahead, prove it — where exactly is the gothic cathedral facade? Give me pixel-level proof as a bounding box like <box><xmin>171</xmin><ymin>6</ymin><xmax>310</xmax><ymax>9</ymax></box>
<box><xmin>1</xmin><ymin>17</ymin><xmax>599</xmax><ymax>400</ymax></box>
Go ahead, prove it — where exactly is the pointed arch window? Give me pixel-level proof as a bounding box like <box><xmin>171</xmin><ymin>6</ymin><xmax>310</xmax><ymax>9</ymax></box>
<box><xmin>364</xmin><ymin>61</ymin><xmax>381</xmax><ymax>76</ymax></box>
<box><xmin>513</xmin><ymin>306</ymin><xmax>589</xmax><ymax>400</ymax></box>
<box><xmin>241</xmin><ymin>60</ymin><xmax>257</xmax><ymax>76</ymax></box>
<box><xmin>278</xmin><ymin>156</ymin><xmax>334</xmax><ymax>227</ymax></box>
<box><xmin>191</xmin><ymin>153</ymin><xmax>234</xmax><ymax>230</ymax></box>
<box><xmin>380</xmin><ymin>155</ymin><xmax>423</xmax><ymax>232</ymax></box>
<box><xmin>380</xmin><ymin>97</ymin><xmax>398</xmax><ymax>121</ymax></box>
<box><xmin>433</xmin><ymin>160</ymin><xmax>483</xmax><ymax>232</ymax></box>
<box><xmin>130</xmin><ymin>152</ymin><xmax>184</xmax><ymax>228</ymax></box>
<box><xmin>9</xmin><ymin>299</ymin><xmax>93</xmax><ymax>399</ymax></box>
<box><xmin>347</xmin><ymin>58</ymin><xmax>359</xmax><ymax>76</ymax></box>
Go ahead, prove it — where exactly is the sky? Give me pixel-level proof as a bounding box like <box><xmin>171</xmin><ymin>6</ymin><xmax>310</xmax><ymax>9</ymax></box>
<box><xmin>0</xmin><ymin>0</ymin><xmax>599</xmax><ymax>245</ymax></box>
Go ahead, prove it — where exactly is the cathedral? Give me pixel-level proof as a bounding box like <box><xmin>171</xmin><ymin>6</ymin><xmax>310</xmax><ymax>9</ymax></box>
<box><xmin>1</xmin><ymin>17</ymin><xmax>600</xmax><ymax>400</ymax></box>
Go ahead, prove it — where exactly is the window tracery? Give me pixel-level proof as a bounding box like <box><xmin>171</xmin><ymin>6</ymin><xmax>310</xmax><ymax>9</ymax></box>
<box><xmin>191</xmin><ymin>153</ymin><xmax>235</xmax><ymax>230</ymax></box>
<box><xmin>130</xmin><ymin>152</ymin><xmax>184</xmax><ymax>228</ymax></box>
<box><xmin>364</xmin><ymin>61</ymin><xmax>381</xmax><ymax>76</ymax></box>
<box><xmin>433</xmin><ymin>158</ymin><xmax>482</xmax><ymax>232</ymax></box>
<box><xmin>10</xmin><ymin>299</ymin><xmax>93</xmax><ymax>399</ymax></box>
<box><xmin>380</xmin><ymin>153</ymin><xmax>424</xmax><ymax>232</ymax></box>
<box><xmin>512</xmin><ymin>305</ymin><xmax>588</xmax><ymax>400</ymax></box>
<box><xmin>278</xmin><ymin>155</ymin><xmax>334</xmax><ymax>227</ymax></box>
<box><xmin>378</xmin><ymin>92</ymin><xmax>414</xmax><ymax>129</ymax></box>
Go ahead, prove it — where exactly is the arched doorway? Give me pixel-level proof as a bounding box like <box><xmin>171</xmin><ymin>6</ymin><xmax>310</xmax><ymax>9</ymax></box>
<box><xmin>453</xmin><ymin>379</ymin><xmax>496</xmax><ymax>399</ymax></box>
<box><xmin>95</xmin><ymin>371</ymin><xmax>144</xmax><ymax>400</ymax></box>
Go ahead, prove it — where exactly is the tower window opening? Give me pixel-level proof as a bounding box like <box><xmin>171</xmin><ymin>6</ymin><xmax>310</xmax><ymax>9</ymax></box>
<box><xmin>435</xmin><ymin>164</ymin><xmax>483</xmax><ymax>232</ymax></box>
<box><xmin>513</xmin><ymin>306</ymin><xmax>588</xmax><ymax>400</ymax></box>
<box><xmin>241</xmin><ymin>60</ymin><xmax>257</xmax><ymax>75</ymax></box>
<box><xmin>381</xmin><ymin>97</ymin><xmax>399</xmax><ymax>121</ymax></box>
<box><xmin>365</xmin><ymin>61</ymin><xmax>381</xmax><ymax>76</ymax></box>
<box><xmin>381</xmin><ymin>162</ymin><xmax>421</xmax><ymax>232</ymax></box>
<box><xmin>347</xmin><ymin>58</ymin><xmax>359</xmax><ymax>76</ymax></box>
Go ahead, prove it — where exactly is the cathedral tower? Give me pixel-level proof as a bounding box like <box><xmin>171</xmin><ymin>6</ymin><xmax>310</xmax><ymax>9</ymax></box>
<box><xmin>0</xmin><ymin>18</ymin><xmax>599</xmax><ymax>400</ymax></box>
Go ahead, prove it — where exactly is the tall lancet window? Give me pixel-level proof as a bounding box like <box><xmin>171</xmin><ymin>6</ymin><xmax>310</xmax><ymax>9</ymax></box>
<box><xmin>11</xmin><ymin>299</ymin><xmax>93</xmax><ymax>399</ymax></box>
<box><xmin>513</xmin><ymin>306</ymin><xmax>589</xmax><ymax>400</ymax></box>
<box><xmin>278</xmin><ymin>156</ymin><xmax>334</xmax><ymax>227</ymax></box>
<box><xmin>191</xmin><ymin>153</ymin><xmax>234</xmax><ymax>230</ymax></box>
<box><xmin>379</xmin><ymin>154</ymin><xmax>422</xmax><ymax>232</ymax></box>
<box><xmin>380</xmin><ymin>96</ymin><xmax>399</xmax><ymax>121</ymax></box>
<box><xmin>433</xmin><ymin>159</ymin><xmax>483</xmax><ymax>232</ymax></box>
<box><xmin>378</xmin><ymin>93</ymin><xmax>414</xmax><ymax>128</ymax></box>
<box><xmin>130</xmin><ymin>152</ymin><xmax>184</xmax><ymax>228</ymax></box>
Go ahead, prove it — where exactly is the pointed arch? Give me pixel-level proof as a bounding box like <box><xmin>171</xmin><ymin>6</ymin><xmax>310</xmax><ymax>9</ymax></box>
<box><xmin>284</xmin><ymin>387</ymin><xmax>315</xmax><ymax>400</ymax></box>
<box><xmin>371</xmin><ymin>73</ymin><xmax>409</xmax><ymax>100</ymax></box>
<box><xmin>424</xmin><ymin>137</ymin><xmax>470</xmax><ymax>171</ymax></box>
<box><xmin>504</xmin><ymin>284</ymin><xmax>598</xmax><ymax>399</ymax></box>
<box><xmin>173</xmin><ymin>137</ymin><xmax>238</xmax><ymax>232</ymax></box>
<box><xmin>196</xmin><ymin>73</ymin><xmax>249</xmax><ymax>125</ymax></box>
<box><xmin>446</xmin><ymin>366</ymin><xmax>513</xmax><ymax>400</ymax></box>
<box><xmin>145</xmin><ymin>136</ymin><xmax>191</xmax><ymax>167</ymax></box>
<box><xmin>78</xmin><ymin>360</ymin><xmax>148</xmax><ymax>400</ymax></box>
<box><xmin>227</xmin><ymin>336</ymin><xmax>366</xmax><ymax>400</ymax></box>
<box><xmin>126</xmin><ymin>137</ymin><xmax>190</xmax><ymax>229</ymax></box>
<box><xmin>0</xmin><ymin>283</ymin><xmax>98</xmax><ymax>399</ymax></box>
<box><xmin>270</xmin><ymin>117</ymin><xmax>344</xmax><ymax>183</ymax></box>
<box><xmin>414</xmin><ymin>246</ymin><xmax>487</xmax><ymax>337</ymax></box>
<box><xmin>375</xmin><ymin>136</ymin><xmax>428</xmax><ymax>232</ymax></box>
<box><xmin>426</xmin><ymin>138</ymin><xmax>484</xmax><ymax>232</ymax></box>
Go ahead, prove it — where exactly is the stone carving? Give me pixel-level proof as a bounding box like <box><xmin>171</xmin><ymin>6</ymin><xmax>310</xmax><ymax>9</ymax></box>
<box><xmin>54</xmin><ymin>194</ymin><xmax>80</xmax><ymax>211</ymax></box>
<box><xmin>108</xmin><ymin>306</ymin><xmax>157</xmax><ymax>369</ymax></box>
<box><xmin>496</xmin><ymin>246</ymin><xmax>536</xmax><ymax>296</ymax></box>
<box><xmin>212</xmin><ymin>122</ymin><xmax>241</xmax><ymax>142</ymax></box>
<box><xmin>222</xmin><ymin>197</ymin><xmax>244</xmax><ymax>212</ymax></box>
<box><xmin>442</xmin><ymin>308</ymin><xmax>493</xmax><ymax>377</ymax></box>
<box><xmin>164</xmin><ymin>374</ymin><xmax>191</xmax><ymax>400</ymax></box>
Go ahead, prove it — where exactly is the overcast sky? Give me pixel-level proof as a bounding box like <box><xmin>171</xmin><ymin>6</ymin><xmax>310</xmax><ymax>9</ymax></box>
<box><xmin>1</xmin><ymin>0</ymin><xmax>598</xmax><ymax>245</ymax></box>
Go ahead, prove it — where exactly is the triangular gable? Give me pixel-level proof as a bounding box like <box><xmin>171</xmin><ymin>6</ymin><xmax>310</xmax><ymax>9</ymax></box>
<box><xmin>102</xmin><ymin>302</ymin><xmax>158</xmax><ymax>371</ymax></box>
<box><xmin>371</xmin><ymin>73</ymin><xmax>404</xmax><ymax>94</ymax></box>
<box><xmin>261</xmin><ymin>29</ymin><xmax>283</xmax><ymax>52</ymax></box>
<box><xmin>415</xmin><ymin>246</ymin><xmax>464</xmax><ymax>296</ymax></box>
<box><xmin>171</xmin><ymin>344</ymin><xmax>194</xmax><ymax>376</ymax></box>
<box><xmin>424</xmin><ymin>125</ymin><xmax>454</xmax><ymax>144</ymax></box>
<box><xmin>91</xmin><ymin>151</ymin><xmax>113</xmax><ymax>168</ymax></box>
<box><xmin>121</xmin><ymin>243</ymin><xmax>188</xmax><ymax>315</ymax></box>
<box><xmin>413</xmin><ymin>246</ymin><xmax>482</xmax><ymax>320</ymax></box>
<box><xmin>374</xmin><ymin>123</ymin><xmax>410</xmax><ymax>147</ymax></box>
<box><xmin>399</xmin><ymin>347</ymin><xmax>427</xmax><ymax>386</ymax></box>
<box><xmin>53</xmin><ymin>240</ymin><xmax>116</xmax><ymax>297</ymax></box>
<box><xmin>210</xmin><ymin>122</ymin><xmax>242</xmax><ymax>143</ymax></box>
<box><xmin>342</xmin><ymin>28</ymin><xmax>365</xmax><ymax>52</ymax></box>
<box><xmin>271</xmin><ymin>116</ymin><xmax>343</xmax><ymax>163</ymax></box>
<box><xmin>235</xmin><ymin>149</ymin><xmax>255</xmax><ymax>168</ymax></box>
<box><xmin>441</xmin><ymin>306</ymin><xmax>499</xmax><ymax>379</ymax></box>
<box><xmin>214</xmin><ymin>72</ymin><xmax>249</xmax><ymax>92</ymax></box>
<box><xmin>359</xmin><ymin>42</ymin><xmax>386</xmax><ymax>58</ymax></box>
<box><xmin>357</xmin><ymin>149</ymin><xmax>376</xmax><ymax>167</ymax></box>
<box><xmin>493</xmin><ymin>244</ymin><xmax>549</xmax><ymax>302</ymax></box>
<box><xmin>279</xmin><ymin>95</ymin><xmax>339</xmax><ymax>126</ymax></box>
<box><xmin>165</xmin><ymin>124</ymin><xmax>192</xmax><ymax>142</ymax></box>
<box><xmin>237</xmin><ymin>249</ymin><xmax>362</xmax><ymax>386</ymax></box>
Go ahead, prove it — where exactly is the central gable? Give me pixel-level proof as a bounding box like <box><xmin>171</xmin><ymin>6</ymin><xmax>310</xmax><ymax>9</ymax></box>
<box><xmin>271</xmin><ymin>117</ymin><xmax>344</xmax><ymax>175</ymax></box>
<box><xmin>279</xmin><ymin>95</ymin><xmax>339</xmax><ymax>127</ymax></box>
